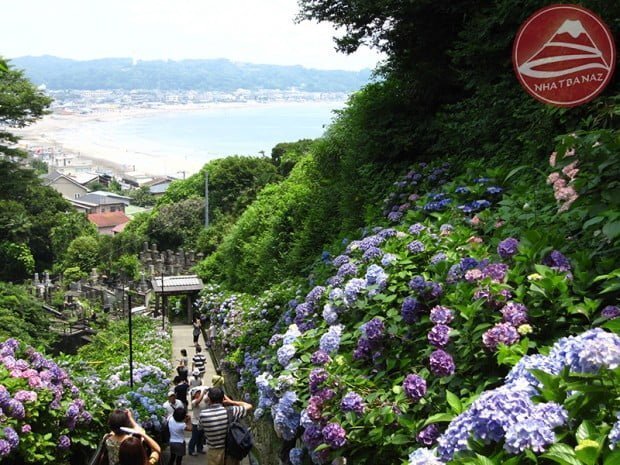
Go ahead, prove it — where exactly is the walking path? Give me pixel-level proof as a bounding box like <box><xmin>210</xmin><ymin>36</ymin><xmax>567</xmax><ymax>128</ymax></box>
<box><xmin>169</xmin><ymin>324</ymin><xmax>250</xmax><ymax>465</ymax></box>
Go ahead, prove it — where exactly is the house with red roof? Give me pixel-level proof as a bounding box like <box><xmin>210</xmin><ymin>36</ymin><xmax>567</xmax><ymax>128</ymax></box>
<box><xmin>87</xmin><ymin>211</ymin><xmax>130</xmax><ymax>236</ymax></box>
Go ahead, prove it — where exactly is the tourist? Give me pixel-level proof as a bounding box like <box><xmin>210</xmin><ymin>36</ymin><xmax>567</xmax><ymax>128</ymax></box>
<box><xmin>163</xmin><ymin>391</ymin><xmax>184</xmax><ymax>418</ymax></box>
<box><xmin>176</xmin><ymin>349</ymin><xmax>189</xmax><ymax>382</ymax></box>
<box><xmin>208</xmin><ymin>323</ymin><xmax>216</xmax><ymax>348</ymax></box>
<box><xmin>102</xmin><ymin>409</ymin><xmax>144</xmax><ymax>465</ymax></box>
<box><xmin>168</xmin><ymin>406</ymin><xmax>192</xmax><ymax>465</ymax></box>
<box><xmin>192</xmin><ymin>316</ymin><xmax>201</xmax><ymax>347</ymax></box>
<box><xmin>173</xmin><ymin>375</ymin><xmax>189</xmax><ymax>408</ymax></box>
<box><xmin>189</xmin><ymin>370</ymin><xmax>202</xmax><ymax>389</ymax></box>
<box><xmin>211</xmin><ymin>368</ymin><xmax>225</xmax><ymax>389</ymax></box>
<box><xmin>118</xmin><ymin>431</ymin><xmax>161</xmax><ymax>465</ymax></box>
<box><xmin>187</xmin><ymin>388</ymin><xmax>208</xmax><ymax>456</ymax></box>
<box><xmin>192</xmin><ymin>345</ymin><xmax>207</xmax><ymax>381</ymax></box>
<box><xmin>199</xmin><ymin>387</ymin><xmax>253</xmax><ymax>465</ymax></box>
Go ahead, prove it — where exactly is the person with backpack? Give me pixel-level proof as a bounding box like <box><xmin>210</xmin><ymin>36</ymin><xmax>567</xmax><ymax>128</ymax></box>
<box><xmin>199</xmin><ymin>387</ymin><xmax>253</xmax><ymax>465</ymax></box>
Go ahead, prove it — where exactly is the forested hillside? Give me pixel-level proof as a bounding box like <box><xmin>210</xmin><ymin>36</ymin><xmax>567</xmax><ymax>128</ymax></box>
<box><xmin>11</xmin><ymin>56</ymin><xmax>372</xmax><ymax>92</ymax></box>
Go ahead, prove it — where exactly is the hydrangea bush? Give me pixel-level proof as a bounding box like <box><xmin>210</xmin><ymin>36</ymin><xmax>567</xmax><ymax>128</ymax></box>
<box><xmin>67</xmin><ymin>315</ymin><xmax>171</xmax><ymax>433</ymax></box>
<box><xmin>199</xmin><ymin>159</ymin><xmax>619</xmax><ymax>464</ymax></box>
<box><xmin>0</xmin><ymin>338</ymin><xmax>94</xmax><ymax>464</ymax></box>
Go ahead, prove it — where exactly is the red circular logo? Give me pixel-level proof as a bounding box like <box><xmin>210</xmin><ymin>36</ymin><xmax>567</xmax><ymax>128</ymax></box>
<box><xmin>513</xmin><ymin>4</ymin><xmax>616</xmax><ymax>107</ymax></box>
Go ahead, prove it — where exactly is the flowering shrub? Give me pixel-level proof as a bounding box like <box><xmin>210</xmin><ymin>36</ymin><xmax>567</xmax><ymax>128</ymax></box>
<box><xmin>199</xmin><ymin>158</ymin><xmax>619</xmax><ymax>465</ymax></box>
<box><xmin>68</xmin><ymin>315</ymin><xmax>171</xmax><ymax>432</ymax></box>
<box><xmin>0</xmin><ymin>338</ymin><xmax>93</xmax><ymax>464</ymax></box>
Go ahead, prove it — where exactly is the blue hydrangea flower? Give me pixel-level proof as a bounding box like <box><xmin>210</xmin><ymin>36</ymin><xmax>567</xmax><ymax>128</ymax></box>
<box><xmin>407</xmin><ymin>240</ymin><xmax>426</xmax><ymax>254</ymax></box>
<box><xmin>408</xmin><ymin>448</ymin><xmax>445</xmax><ymax>465</ymax></box>
<box><xmin>319</xmin><ymin>324</ymin><xmax>344</xmax><ymax>354</ymax></box>
<box><xmin>381</xmin><ymin>253</ymin><xmax>397</xmax><ymax>267</ymax></box>
<box><xmin>344</xmin><ymin>278</ymin><xmax>366</xmax><ymax>305</ymax></box>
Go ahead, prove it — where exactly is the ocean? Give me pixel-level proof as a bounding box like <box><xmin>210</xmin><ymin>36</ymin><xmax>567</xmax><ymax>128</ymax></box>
<box><xmin>79</xmin><ymin>101</ymin><xmax>344</xmax><ymax>174</ymax></box>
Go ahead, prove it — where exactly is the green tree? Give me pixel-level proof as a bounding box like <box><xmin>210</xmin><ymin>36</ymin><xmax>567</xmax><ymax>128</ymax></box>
<box><xmin>146</xmin><ymin>198</ymin><xmax>205</xmax><ymax>250</ymax></box>
<box><xmin>63</xmin><ymin>235</ymin><xmax>100</xmax><ymax>274</ymax></box>
<box><xmin>0</xmin><ymin>282</ymin><xmax>56</xmax><ymax>348</ymax></box>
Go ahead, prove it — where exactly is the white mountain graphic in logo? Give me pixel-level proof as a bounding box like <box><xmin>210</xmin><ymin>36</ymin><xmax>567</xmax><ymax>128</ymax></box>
<box><xmin>518</xmin><ymin>19</ymin><xmax>610</xmax><ymax>78</ymax></box>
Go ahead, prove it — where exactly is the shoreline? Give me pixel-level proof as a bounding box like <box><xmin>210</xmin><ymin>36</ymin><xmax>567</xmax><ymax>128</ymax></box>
<box><xmin>14</xmin><ymin>100</ymin><xmax>340</xmax><ymax>177</ymax></box>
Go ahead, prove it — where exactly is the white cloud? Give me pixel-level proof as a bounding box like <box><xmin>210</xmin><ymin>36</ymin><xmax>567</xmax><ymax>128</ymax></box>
<box><xmin>1</xmin><ymin>0</ymin><xmax>383</xmax><ymax>70</ymax></box>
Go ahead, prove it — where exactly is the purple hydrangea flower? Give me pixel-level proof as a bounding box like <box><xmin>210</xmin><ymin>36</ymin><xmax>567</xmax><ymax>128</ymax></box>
<box><xmin>428</xmin><ymin>324</ymin><xmax>451</xmax><ymax>348</ymax></box>
<box><xmin>353</xmin><ymin>337</ymin><xmax>372</xmax><ymax>360</ymax></box>
<box><xmin>429</xmin><ymin>350</ymin><xmax>455</xmax><ymax>377</ymax></box>
<box><xmin>430</xmin><ymin>306</ymin><xmax>454</xmax><ymax>324</ymax></box>
<box><xmin>365</xmin><ymin>264</ymin><xmax>388</xmax><ymax>294</ymax></box>
<box><xmin>340</xmin><ymin>391</ymin><xmax>365</xmax><ymax>414</ymax></box>
<box><xmin>388</xmin><ymin>211</ymin><xmax>403</xmax><ymax>222</ymax></box>
<box><xmin>602</xmin><ymin>305</ymin><xmax>620</xmax><ymax>320</ymax></box>
<box><xmin>446</xmin><ymin>264</ymin><xmax>464</xmax><ymax>283</ymax></box>
<box><xmin>363</xmin><ymin>247</ymin><xmax>384</xmax><ymax>261</ymax></box>
<box><xmin>408</xmin><ymin>223</ymin><xmax>426</xmax><ymax>235</ymax></box>
<box><xmin>417</xmin><ymin>424</ymin><xmax>441</xmax><ymax>446</ymax></box>
<box><xmin>21</xmin><ymin>424</ymin><xmax>31</xmax><ymax>434</ymax></box>
<box><xmin>423</xmin><ymin>281</ymin><xmax>443</xmax><ymax>301</ymax></box>
<box><xmin>483</xmin><ymin>323</ymin><xmax>520</xmax><ymax>350</ymax></box>
<box><xmin>305</xmin><ymin>286</ymin><xmax>326</xmax><ymax>305</ymax></box>
<box><xmin>5</xmin><ymin>399</ymin><xmax>25</xmax><ymax>420</ymax></box>
<box><xmin>430</xmin><ymin>252</ymin><xmax>447</xmax><ymax>265</ymax></box>
<box><xmin>460</xmin><ymin>257</ymin><xmax>478</xmax><ymax>271</ymax></box>
<box><xmin>3</xmin><ymin>427</ymin><xmax>18</xmax><ymax>450</ymax></box>
<box><xmin>409</xmin><ymin>276</ymin><xmax>427</xmax><ymax>293</ymax></box>
<box><xmin>302</xmin><ymin>424</ymin><xmax>323</xmax><ymax>448</ymax></box>
<box><xmin>501</xmin><ymin>302</ymin><xmax>528</xmax><ymax>326</ymax></box>
<box><xmin>497</xmin><ymin>238</ymin><xmax>519</xmax><ymax>260</ymax></box>
<box><xmin>542</xmin><ymin>250</ymin><xmax>571</xmax><ymax>274</ymax></box>
<box><xmin>401</xmin><ymin>297</ymin><xmax>422</xmax><ymax>324</ymax></box>
<box><xmin>0</xmin><ymin>440</ymin><xmax>10</xmax><ymax>458</ymax></box>
<box><xmin>403</xmin><ymin>374</ymin><xmax>427</xmax><ymax>401</ymax></box>
<box><xmin>58</xmin><ymin>435</ymin><xmax>71</xmax><ymax>450</ymax></box>
<box><xmin>407</xmin><ymin>240</ymin><xmax>426</xmax><ymax>254</ymax></box>
<box><xmin>322</xmin><ymin>423</ymin><xmax>347</xmax><ymax>449</ymax></box>
<box><xmin>310</xmin><ymin>350</ymin><xmax>330</xmax><ymax>365</ymax></box>
<box><xmin>361</xmin><ymin>318</ymin><xmax>385</xmax><ymax>343</ymax></box>
<box><xmin>337</xmin><ymin>262</ymin><xmax>358</xmax><ymax>278</ymax></box>
<box><xmin>332</xmin><ymin>255</ymin><xmax>350</xmax><ymax>267</ymax></box>
<box><xmin>481</xmin><ymin>263</ymin><xmax>509</xmax><ymax>282</ymax></box>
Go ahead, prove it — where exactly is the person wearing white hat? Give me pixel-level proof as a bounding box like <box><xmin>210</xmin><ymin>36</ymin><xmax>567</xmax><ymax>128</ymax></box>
<box><xmin>163</xmin><ymin>391</ymin><xmax>184</xmax><ymax>418</ymax></box>
<box><xmin>189</xmin><ymin>370</ymin><xmax>202</xmax><ymax>389</ymax></box>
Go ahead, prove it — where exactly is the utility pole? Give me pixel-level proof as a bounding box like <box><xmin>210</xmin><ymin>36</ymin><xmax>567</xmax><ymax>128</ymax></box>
<box><xmin>128</xmin><ymin>293</ymin><xmax>133</xmax><ymax>389</ymax></box>
<box><xmin>205</xmin><ymin>172</ymin><xmax>209</xmax><ymax>228</ymax></box>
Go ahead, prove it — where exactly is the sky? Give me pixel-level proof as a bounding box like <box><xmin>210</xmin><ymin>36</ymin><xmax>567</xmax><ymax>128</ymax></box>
<box><xmin>1</xmin><ymin>0</ymin><xmax>383</xmax><ymax>71</ymax></box>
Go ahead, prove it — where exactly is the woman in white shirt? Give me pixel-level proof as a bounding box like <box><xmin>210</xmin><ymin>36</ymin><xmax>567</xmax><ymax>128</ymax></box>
<box><xmin>168</xmin><ymin>407</ymin><xmax>192</xmax><ymax>465</ymax></box>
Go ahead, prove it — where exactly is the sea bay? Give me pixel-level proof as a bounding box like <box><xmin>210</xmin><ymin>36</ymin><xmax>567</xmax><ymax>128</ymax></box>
<box><xmin>24</xmin><ymin>100</ymin><xmax>344</xmax><ymax>176</ymax></box>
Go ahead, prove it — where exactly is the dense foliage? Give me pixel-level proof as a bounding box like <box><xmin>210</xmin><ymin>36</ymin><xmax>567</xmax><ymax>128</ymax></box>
<box><xmin>198</xmin><ymin>136</ymin><xmax>620</xmax><ymax>465</ymax></box>
<box><xmin>0</xmin><ymin>59</ymin><xmax>94</xmax><ymax>281</ymax></box>
<box><xmin>0</xmin><ymin>282</ymin><xmax>56</xmax><ymax>349</ymax></box>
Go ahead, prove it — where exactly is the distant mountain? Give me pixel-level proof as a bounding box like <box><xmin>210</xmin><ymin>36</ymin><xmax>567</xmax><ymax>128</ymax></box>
<box><xmin>10</xmin><ymin>56</ymin><xmax>372</xmax><ymax>92</ymax></box>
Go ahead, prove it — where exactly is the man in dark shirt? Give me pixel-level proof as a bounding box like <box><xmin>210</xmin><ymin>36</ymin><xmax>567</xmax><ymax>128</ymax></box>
<box><xmin>199</xmin><ymin>387</ymin><xmax>252</xmax><ymax>465</ymax></box>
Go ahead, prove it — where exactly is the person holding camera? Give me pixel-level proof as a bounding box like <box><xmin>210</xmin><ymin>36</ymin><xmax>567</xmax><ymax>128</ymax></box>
<box><xmin>118</xmin><ymin>429</ymin><xmax>161</xmax><ymax>465</ymax></box>
<box><xmin>187</xmin><ymin>387</ymin><xmax>208</xmax><ymax>456</ymax></box>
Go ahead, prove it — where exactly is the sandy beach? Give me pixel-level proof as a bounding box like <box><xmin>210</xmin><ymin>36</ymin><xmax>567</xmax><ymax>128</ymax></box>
<box><xmin>14</xmin><ymin>101</ymin><xmax>318</xmax><ymax>177</ymax></box>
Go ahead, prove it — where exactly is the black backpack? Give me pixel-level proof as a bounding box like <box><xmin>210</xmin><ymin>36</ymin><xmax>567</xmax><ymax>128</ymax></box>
<box><xmin>225</xmin><ymin>408</ymin><xmax>253</xmax><ymax>460</ymax></box>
